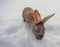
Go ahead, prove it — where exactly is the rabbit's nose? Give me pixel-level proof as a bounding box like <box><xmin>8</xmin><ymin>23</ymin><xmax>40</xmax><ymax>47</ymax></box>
<box><xmin>36</xmin><ymin>30</ymin><xmax>40</xmax><ymax>33</ymax></box>
<box><xmin>36</xmin><ymin>35</ymin><xmax>43</xmax><ymax>40</ymax></box>
<box><xmin>39</xmin><ymin>35</ymin><xmax>43</xmax><ymax>37</ymax></box>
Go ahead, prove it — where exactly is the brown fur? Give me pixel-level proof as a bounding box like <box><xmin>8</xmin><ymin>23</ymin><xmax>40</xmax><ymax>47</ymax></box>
<box><xmin>22</xmin><ymin>7</ymin><xmax>34</xmax><ymax>27</ymax></box>
<box><xmin>22</xmin><ymin>7</ymin><xmax>55</xmax><ymax>40</ymax></box>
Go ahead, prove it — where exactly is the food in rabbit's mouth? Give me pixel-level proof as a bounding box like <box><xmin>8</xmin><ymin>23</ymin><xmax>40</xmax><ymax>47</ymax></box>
<box><xmin>22</xmin><ymin>7</ymin><xmax>55</xmax><ymax>40</ymax></box>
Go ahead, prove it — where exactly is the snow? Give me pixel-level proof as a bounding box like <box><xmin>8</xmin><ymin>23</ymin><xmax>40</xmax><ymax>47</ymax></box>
<box><xmin>0</xmin><ymin>0</ymin><xmax>60</xmax><ymax>47</ymax></box>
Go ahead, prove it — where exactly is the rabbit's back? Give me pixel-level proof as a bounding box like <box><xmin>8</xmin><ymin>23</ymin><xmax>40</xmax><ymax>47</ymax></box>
<box><xmin>22</xmin><ymin>7</ymin><xmax>34</xmax><ymax>25</ymax></box>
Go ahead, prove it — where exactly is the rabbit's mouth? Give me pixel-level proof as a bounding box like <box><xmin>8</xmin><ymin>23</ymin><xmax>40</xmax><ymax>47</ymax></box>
<box><xmin>36</xmin><ymin>35</ymin><xmax>44</xmax><ymax>40</ymax></box>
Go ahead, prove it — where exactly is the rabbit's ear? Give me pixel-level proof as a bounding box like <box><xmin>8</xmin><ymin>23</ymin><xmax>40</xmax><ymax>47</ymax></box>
<box><xmin>33</xmin><ymin>10</ymin><xmax>41</xmax><ymax>23</ymax></box>
<box><xmin>41</xmin><ymin>13</ymin><xmax>55</xmax><ymax>23</ymax></box>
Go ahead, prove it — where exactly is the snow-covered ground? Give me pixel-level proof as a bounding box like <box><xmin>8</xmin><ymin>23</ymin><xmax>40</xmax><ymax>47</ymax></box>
<box><xmin>0</xmin><ymin>0</ymin><xmax>60</xmax><ymax>47</ymax></box>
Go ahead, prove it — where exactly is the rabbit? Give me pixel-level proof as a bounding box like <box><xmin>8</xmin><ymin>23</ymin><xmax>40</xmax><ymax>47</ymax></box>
<box><xmin>22</xmin><ymin>7</ymin><xmax>55</xmax><ymax>40</ymax></box>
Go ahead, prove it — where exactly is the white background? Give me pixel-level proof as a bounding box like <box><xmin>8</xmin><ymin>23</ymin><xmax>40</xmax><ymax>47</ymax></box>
<box><xmin>0</xmin><ymin>0</ymin><xmax>60</xmax><ymax>47</ymax></box>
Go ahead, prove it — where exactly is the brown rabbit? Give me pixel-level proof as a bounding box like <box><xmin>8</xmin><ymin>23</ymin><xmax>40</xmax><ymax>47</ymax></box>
<box><xmin>22</xmin><ymin>7</ymin><xmax>55</xmax><ymax>40</ymax></box>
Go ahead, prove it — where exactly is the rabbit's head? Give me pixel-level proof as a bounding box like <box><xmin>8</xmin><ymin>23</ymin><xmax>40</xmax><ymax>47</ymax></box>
<box><xmin>32</xmin><ymin>21</ymin><xmax>45</xmax><ymax>40</ymax></box>
<box><xmin>32</xmin><ymin>10</ymin><xmax>55</xmax><ymax>40</ymax></box>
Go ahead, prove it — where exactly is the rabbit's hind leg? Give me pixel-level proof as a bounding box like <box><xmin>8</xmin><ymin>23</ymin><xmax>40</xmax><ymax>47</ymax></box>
<box><xmin>22</xmin><ymin>13</ymin><xmax>26</xmax><ymax>22</ymax></box>
<box><xmin>23</xmin><ymin>19</ymin><xmax>26</xmax><ymax>22</ymax></box>
<box><xmin>23</xmin><ymin>15</ymin><xmax>26</xmax><ymax>22</ymax></box>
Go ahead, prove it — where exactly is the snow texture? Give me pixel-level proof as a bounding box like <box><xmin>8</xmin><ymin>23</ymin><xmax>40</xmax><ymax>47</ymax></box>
<box><xmin>0</xmin><ymin>0</ymin><xmax>60</xmax><ymax>47</ymax></box>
